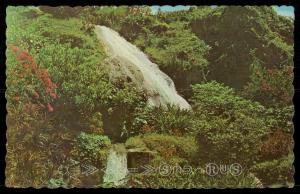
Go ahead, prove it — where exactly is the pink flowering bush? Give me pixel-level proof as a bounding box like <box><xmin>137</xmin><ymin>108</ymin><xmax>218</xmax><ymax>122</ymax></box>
<box><xmin>7</xmin><ymin>44</ymin><xmax>58</xmax><ymax>113</ymax></box>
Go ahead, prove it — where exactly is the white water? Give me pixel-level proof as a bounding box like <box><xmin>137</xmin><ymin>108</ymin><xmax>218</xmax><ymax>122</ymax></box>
<box><xmin>95</xmin><ymin>25</ymin><xmax>191</xmax><ymax>110</ymax></box>
<box><xmin>103</xmin><ymin>144</ymin><xmax>128</xmax><ymax>186</ymax></box>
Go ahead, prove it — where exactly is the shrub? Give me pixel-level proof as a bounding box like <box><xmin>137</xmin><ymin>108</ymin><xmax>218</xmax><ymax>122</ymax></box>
<box><xmin>260</xmin><ymin>129</ymin><xmax>293</xmax><ymax>160</ymax></box>
<box><xmin>103</xmin><ymin>83</ymin><xmax>147</xmax><ymax>141</ymax></box>
<box><xmin>131</xmin><ymin>105</ymin><xmax>194</xmax><ymax>136</ymax></box>
<box><xmin>7</xmin><ymin>7</ymin><xmax>150</xmax><ymax>141</ymax></box>
<box><xmin>86</xmin><ymin>112</ymin><xmax>104</xmax><ymax>134</ymax></box>
<box><xmin>243</xmin><ymin>54</ymin><xmax>293</xmax><ymax>107</ymax></box>
<box><xmin>76</xmin><ymin>132</ymin><xmax>111</xmax><ymax>166</ymax></box>
<box><xmin>250</xmin><ymin>154</ymin><xmax>294</xmax><ymax>187</ymax></box>
<box><xmin>125</xmin><ymin>135</ymin><xmax>148</xmax><ymax>150</ymax></box>
<box><xmin>82</xmin><ymin>6</ymin><xmax>129</xmax><ymax>31</ymax></box>
<box><xmin>6</xmin><ymin>45</ymin><xmax>58</xmax><ymax>187</ymax></box>
<box><xmin>5</xmin><ymin>101</ymin><xmax>52</xmax><ymax>187</ymax></box>
<box><xmin>5</xmin><ymin>6</ymin><xmax>294</xmax><ymax>188</ymax></box>
<box><xmin>190</xmin><ymin>6</ymin><xmax>293</xmax><ymax>89</ymax></box>
<box><xmin>48</xmin><ymin>177</ymin><xmax>67</xmax><ymax>188</ymax></box>
<box><xmin>131</xmin><ymin>20</ymin><xmax>210</xmax><ymax>97</ymax></box>
<box><xmin>6</xmin><ymin>45</ymin><xmax>58</xmax><ymax>113</ymax></box>
<box><xmin>190</xmin><ymin>81</ymin><xmax>271</xmax><ymax>165</ymax></box>
<box><xmin>265</xmin><ymin>106</ymin><xmax>294</xmax><ymax>133</ymax></box>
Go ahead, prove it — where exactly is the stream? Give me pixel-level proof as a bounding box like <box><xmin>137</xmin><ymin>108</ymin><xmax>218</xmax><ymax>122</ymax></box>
<box><xmin>103</xmin><ymin>144</ymin><xmax>128</xmax><ymax>186</ymax></box>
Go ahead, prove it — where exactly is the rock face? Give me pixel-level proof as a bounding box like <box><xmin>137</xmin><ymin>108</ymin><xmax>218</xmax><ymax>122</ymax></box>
<box><xmin>127</xmin><ymin>148</ymin><xmax>156</xmax><ymax>173</ymax></box>
<box><xmin>94</xmin><ymin>25</ymin><xmax>191</xmax><ymax>110</ymax></box>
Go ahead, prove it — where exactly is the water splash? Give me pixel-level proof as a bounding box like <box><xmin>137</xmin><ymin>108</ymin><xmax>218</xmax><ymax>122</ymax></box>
<box><xmin>94</xmin><ymin>25</ymin><xmax>191</xmax><ymax>110</ymax></box>
<box><xmin>103</xmin><ymin>144</ymin><xmax>128</xmax><ymax>186</ymax></box>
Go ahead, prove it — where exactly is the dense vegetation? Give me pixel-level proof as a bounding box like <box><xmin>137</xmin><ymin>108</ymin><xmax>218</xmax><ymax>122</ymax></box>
<box><xmin>6</xmin><ymin>6</ymin><xmax>294</xmax><ymax>188</ymax></box>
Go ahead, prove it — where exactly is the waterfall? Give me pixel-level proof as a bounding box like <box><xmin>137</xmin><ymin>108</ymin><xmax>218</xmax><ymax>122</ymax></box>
<box><xmin>94</xmin><ymin>25</ymin><xmax>191</xmax><ymax>110</ymax></box>
<box><xmin>103</xmin><ymin>144</ymin><xmax>128</xmax><ymax>186</ymax></box>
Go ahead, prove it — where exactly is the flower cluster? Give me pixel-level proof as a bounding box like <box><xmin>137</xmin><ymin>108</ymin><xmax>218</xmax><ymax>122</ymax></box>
<box><xmin>8</xmin><ymin>44</ymin><xmax>58</xmax><ymax>112</ymax></box>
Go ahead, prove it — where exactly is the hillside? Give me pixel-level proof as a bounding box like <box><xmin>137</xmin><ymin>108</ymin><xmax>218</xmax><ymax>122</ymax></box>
<box><xmin>190</xmin><ymin>6</ymin><xmax>293</xmax><ymax>89</ymax></box>
<box><xmin>5</xmin><ymin>6</ymin><xmax>294</xmax><ymax>188</ymax></box>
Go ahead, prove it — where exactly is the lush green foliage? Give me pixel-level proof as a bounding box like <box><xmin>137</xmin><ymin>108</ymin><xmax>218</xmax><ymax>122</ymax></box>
<box><xmin>191</xmin><ymin>81</ymin><xmax>272</xmax><ymax>165</ymax></box>
<box><xmin>131</xmin><ymin>105</ymin><xmax>193</xmax><ymax>136</ymax></box>
<box><xmin>6</xmin><ymin>6</ymin><xmax>294</xmax><ymax>188</ymax></box>
<box><xmin>243</xmin><ymin>53</ymin><xmax>293</xmax><ymax>107</ymax></box>
<box><xmin>6</xmin><ymin>45</ymin><xmax>58</xmax><ymax>112</ymax></box>
<box><xmin>190</xmin><ymin>6</ymin><xmax>293</xmax><ymax>89</ymax></box>
<box><xmin>76</xmin><ymin>132</ymin><xmax>111</xmax><ymax>165</ymax></box>
<box><xmin>126</xmin><ymin>133</ymin><xmax>198</xmax><ymax>166</ymax></box>
<box><xmin>250</xmin><ymin>154</ymin><xmax>294</xmax><ymax>187</ymax></box>
<box><xmin>83</xmin><ymin>6</ymin><xmax>210</xmax><ymax>97</ymax></box>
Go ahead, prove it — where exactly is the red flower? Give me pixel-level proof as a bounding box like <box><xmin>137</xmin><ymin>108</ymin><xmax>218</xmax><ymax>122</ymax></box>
<box><xmin>17</xmin><ymin>51</ymin><xmax>30</xmax><ymax>61</ymax></box>
<box><xmin>45</xmin><ymin>87</ymin><xmax>52</xmax><ymax>94</ymax></box>
<box><xmin>31</xmin><ymin>63</ymin><xmax>37</xmax><ymax>70</ymax></box>
<box><xmin>50</xmin><ymin>92</ymin><xmax>57</xmax><ymax>99</ymax></box>
<box><xmin>47</xmin><ymin>103</ymin><xmax>54</xmax><ymax>112</ymax></box>
<box><xmin>43</xmin><ymin>77</ymin><xmax>52</xmax><ymax>85</ymax></box>
<box><xmin>41</xmin><ymin>70</ymin><xmax>49</xmax><ymax>78</ymax></box>
<box><xmin>51</xmin><ymin>82</ymin><xmax>57</xmax><ymax>89</ymax></box>
<box><xmin>9</xmin><ymin>45</ymin><xmax>59</xmax><ymax>111</ymax></box>
<box><xmin>35</xmin><ymin>69</ymin><xmax>43</xmax><ymax>78</ymax></box>
<box><xmin>27</xmin><ymin>55</ymin><xmax>34</xmax><ymax>64</ymax></box>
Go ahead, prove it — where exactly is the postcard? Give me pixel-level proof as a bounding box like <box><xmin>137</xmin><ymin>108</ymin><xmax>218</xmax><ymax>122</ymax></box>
<box><xmin>5</xmin><ymin>5</ymin><xmax>294</xmax><ymax>188</ymax></box>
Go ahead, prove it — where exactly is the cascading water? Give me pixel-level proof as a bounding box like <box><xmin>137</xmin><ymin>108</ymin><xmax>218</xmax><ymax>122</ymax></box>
<box><xmin>96</xmin><ymin>25</ymin><xmax>192</xmax><ymax>186</ymax></box>
<box><xmin>103</xmin><ymin>144</ymin><xmax>128</xmax><ymax>186</ymax></box>
<box><xmin>94</xmin><ymin>25</ymin><xmax>191</xmax><ymax>110</ymax></box>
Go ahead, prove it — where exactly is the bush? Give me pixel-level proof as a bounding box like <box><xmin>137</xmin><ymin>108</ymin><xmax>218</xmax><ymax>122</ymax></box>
<box><xmin>131</xmin><ymin>19</ymin><xmax>210</xmax><ymax>97</ymax></box>
<box><xmin>190</xmin><ymin>6</ymin><xmax>293</xmax><ymax>89</ymax></box>
<box><xmin>243</xmin><ymin>54</ymin><xmax>293</xmax><ymax>107</ymax></box>
<box><xmin>260</xmin><ymin>129</ymin><xmax>293</xmax><ymax>160</ymax></box>
<box><xmin>76</xmin><ymin>132</ymin><xmax>111</xmax><ymax>166</ymax></box>
<box><xmin>131</xmin><ymin>105</ymin><xmax>194</xmax><ymax>136</ymax></box>
<box><xmin>102</xmin><ymin>83</ymin><xmax>147</xmax><ymax>141</ymax></box>
<box><xmin>5</xmin><ymin>44</ymin><xmax>61</xmax><ymax>187</ymax></box>
<box><xmin>82</xmin><ymin>6</ymin><xmax>129</xmax><ymax>31</ymax></box>
<box><xmin>5</xmin><ymin>101</ymin><xmax>53</xmax><ymax>187</ymax></box>
<box><xmin>6</xmin><ymin>45</ymin><xmax>58</xmax><ymax>112</ymax></box>
<box><xmin>86</xmin><ymin>112</ymin><xmax>104</xmax><ymax>134</ymax></box>
<box><xmin>190</xmin><ymin>81</ymin><xmax>271</xmax><ymax>165</ymax></box>
<box><xmin>7</xmin><ymin>7</ymin><xmax>109</xmax><ymax>127</ymax></box>
<box><xmin>250</xmin><ymin>154</ymin><xmax>294</xmax><ymax>187</ymax></box>
<box><xmin>6</xmin><ymin>6</ymin><xmax>294</xmax><ymax>188</ymax></box>
<box><xmin>31</xmin><ymin>42</ymin><xmax>113</xmax><ymax>130</ymax></box>
<box><xmin>7</xmin><ymin>8</ymin><xmax>150</xmax><ymax>138</ymax></box>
